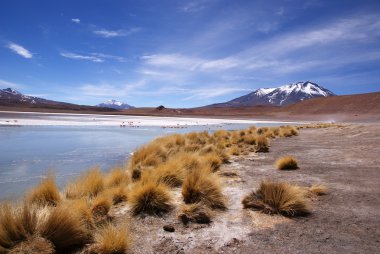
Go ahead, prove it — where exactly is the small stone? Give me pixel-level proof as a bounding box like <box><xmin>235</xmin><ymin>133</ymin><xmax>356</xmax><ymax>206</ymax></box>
<box><xmin>163</xmin><ymin>225</ymin><xmax>175</xmax><ymax>232</ymax></box>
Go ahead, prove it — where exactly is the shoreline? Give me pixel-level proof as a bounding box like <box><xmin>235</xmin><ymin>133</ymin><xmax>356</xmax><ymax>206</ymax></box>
<box><xmin>0</xmin><ymin>110</ymin><xmax>306</xmax><ymax>126</ymax></box>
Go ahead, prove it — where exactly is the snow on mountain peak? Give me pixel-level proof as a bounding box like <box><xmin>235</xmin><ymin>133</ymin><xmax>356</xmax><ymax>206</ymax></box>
<box><xmin>2</xmin><ymin>88</ymin><xmax>21</xmax><ymax>95</ymax></box>
<box><xmin>97</xmin><ymin>99</ymin><xmax>134</xmax><ymax>109</ymax></box>
<box><xmin>210</xmin><ymin>81</ymin><xmax>335</xmax><ymax>107</ymax></box>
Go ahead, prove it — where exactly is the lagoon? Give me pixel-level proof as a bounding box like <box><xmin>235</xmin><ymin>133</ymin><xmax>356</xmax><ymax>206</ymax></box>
<box><xmin>0</xmin><ymin>112</ymin><xmax>300</xmax><ymax>200</ymax></box>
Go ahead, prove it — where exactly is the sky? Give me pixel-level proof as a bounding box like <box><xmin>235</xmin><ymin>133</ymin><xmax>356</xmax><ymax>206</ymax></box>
<box><xmin>0</xmin><ymin>0</ymin><xmax>379</xmax><ymax>108</ymax></box>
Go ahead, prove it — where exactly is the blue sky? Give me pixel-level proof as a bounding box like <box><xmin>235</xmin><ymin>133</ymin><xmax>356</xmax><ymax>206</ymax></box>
<box><xmin>0</xmin><ymin>0</ymin><xmax>379</xmax><ymax>108</ymax></box>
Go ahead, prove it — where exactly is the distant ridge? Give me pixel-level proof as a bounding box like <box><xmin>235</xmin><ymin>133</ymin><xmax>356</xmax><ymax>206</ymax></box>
<box><xmin>0</xmin><ymin>88</ymin><xmax>116</xmax><ymax>112</ymax></box>
<box><xmin>97</xmin><ymin>99</ymin><xmax>134</xmax><ymax>110</ymax></box>
<box><xmin>207</xmin><ymin>81</ymin><xmax>335</xmax><ymax>107</ymax></box>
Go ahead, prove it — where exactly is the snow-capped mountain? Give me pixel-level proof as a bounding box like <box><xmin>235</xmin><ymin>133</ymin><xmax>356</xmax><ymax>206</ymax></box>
<box><xmin>0</xmin><ymin>88</ymin><xmax>117</xmax><ymax>111</ymax></box>
<box><xmin>208</xmin><ymin>81</ymin><xmax>335</xmax><ymax>107</ymax></box>
<box><xmin>97</xmin><ymin>100</ymin><xmax>134</xmax><ymax>110</ymax></box>
<box><xmin>0</xmin><ymin>88</ymin><xmax>41</xmax><ymax>104</ymax></box>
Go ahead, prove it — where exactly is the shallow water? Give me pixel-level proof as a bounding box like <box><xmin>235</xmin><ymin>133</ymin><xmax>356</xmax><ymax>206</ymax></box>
<box><xmin>0</xmin><ymin>121</ymin><xmax>287</xmax><ymax>200</ymax></box>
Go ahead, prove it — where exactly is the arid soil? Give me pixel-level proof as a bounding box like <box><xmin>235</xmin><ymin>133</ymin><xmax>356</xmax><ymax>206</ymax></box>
<box><xmin>109</xmin><ymin>124</ymin><xmax>380</xmax><ymax>253</ymax></box>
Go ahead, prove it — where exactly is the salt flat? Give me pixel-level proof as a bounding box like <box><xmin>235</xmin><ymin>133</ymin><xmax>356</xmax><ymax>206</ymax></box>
<box><xmin>0</xmin><ymin>111</ymin><xmax>301</xmax><ymax>126</ymax></box>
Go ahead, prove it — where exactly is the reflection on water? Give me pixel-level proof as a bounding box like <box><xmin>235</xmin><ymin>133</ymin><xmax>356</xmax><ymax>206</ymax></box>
<box><xmin>0</xmin><ymin>122</ymin><xmax>282</xmax><ymax>200</ymax></box>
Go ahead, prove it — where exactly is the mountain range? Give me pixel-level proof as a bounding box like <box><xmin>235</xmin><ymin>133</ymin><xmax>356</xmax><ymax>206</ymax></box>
<box><xmin>0</xmin><ymin>88</ymin><xmax>116</xmax><ymax>112</ymax></box>
<box><xmin>97</xmin><ymin>100</ymin><xmax>134</xmax><ymax>110</ymax></box>
<box><xmin>207</xmin><ymin>81</ymin><xmax>335</xmax><ymax>107</ymax></box>
<box><xmin>0</xmin><ymin>81</ymin><xmax>334</xmax><ymax>111</ymax></box>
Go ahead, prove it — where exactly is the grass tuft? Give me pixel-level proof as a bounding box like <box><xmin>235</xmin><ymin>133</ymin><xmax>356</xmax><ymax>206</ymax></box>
<box><xmin>27</xmin><ymin>175</ymin><xmax>61</xmax><ymax>207</ymax></box>
<box><xmin>129</xmin><ymin>181</ymin><xmax>172</xmax><ymax>216</ymax></box>
<box><xmin>275</xmin><ymin>156</ymin><xmax>298</xmax><ymax>170</ymax></box>
<box><xmin>178</xmin><ymin>203</ymin><xmax>213</xmax><ymax>225</ymax></box>
<box><xmin>242</xmin><ymin>181</ymin><xmax>310</xmax><ymax>217</ymax></box>
<box><xmin>182</xmin><ymin>168</ymin><xmax>226</xmax><ymax>209</ymax></box>
<box><xmin>105</xmin><ymin>168</ymin><xmax>129</xmax><ymax>188</ymax></box>
<box><xmin>65</xmin><ymin>168</ymin><xmax>104</xmax><ymax>199</ymax></box>
<box><xmin>255</xmin><ymin>135</ymin><xmax>269</xmax><ymax>152</ymax></box>
<box><xmin>0</xmin><ymin>204</ymin><xmax>38</xmax><ymax>250</ymax></box>
<box><xmin>92</xmin><ymin>223</ymin><xmax>131</xmax><ymax>254</ymax></box>
<box><xmin>8</xmin><ymin>236</ymin><xmax>54</xmax><ymax>254</ymax></box>
<box><xmin>309</xmin><ymin>184</ymin><xmax>328</xmax><ymax>196</ymax></box>
<box><xmin>39</xmin><ymin>205</ymin><xmax>90</xmax><ymax>251</ymax></box>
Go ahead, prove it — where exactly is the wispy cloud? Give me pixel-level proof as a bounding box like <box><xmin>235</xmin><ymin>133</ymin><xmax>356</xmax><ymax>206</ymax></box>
<box><xmin>7</xmin><ymin>42</ymin><xmax>33</xmax><ymax>58</ymax></box>
<box><xmin>60</xmin><ymin>52</ymin><xmax>103</xmax><ymax>62</ymax></box>
<box><xmin>90</xmin><ymin>53</ymin><xmax>126</xmax><ymax>62</ymax></box>
<box><xmin>0</xmin><ymin>79</ymin><xmax>25</xmax><ymax>89</ymax></box>
<box><xmin>93</xmin><ymin>27</ymin><xmax>140</xmax><ymax>38</ymax></box>
<box><xmin>78</xmin><ymin>80</ymin><xmax>146</xmax><ymax>98</ymax></box>
<box><xmin>71</xmin><ymin>18</ymin><xmax>80</xmax><ymax>24</ymax></box>
<box><xmin>60</xmin><ymin>51</ymin><xmax>126</xmax><ymax>63</ymax></box>
<box><xmin>178</xmin><ymin>0</ymin><xmax>211</xmax><ymax>13</ymax></box>
<box><xmin>183</xmin><ymin>87</ymin><xmax>250</xmax><ymax>100</ymax></box>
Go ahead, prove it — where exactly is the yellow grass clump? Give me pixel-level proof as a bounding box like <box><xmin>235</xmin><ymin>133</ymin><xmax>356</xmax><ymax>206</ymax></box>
<box><xmin>0</xmin><ymin>204</ymin><xmax>38</xmax><ymax>250</ymax></box>
<box><xmin>309</xmin><ymin>184</ymin><xmax>328</xmax><ymax>196</ymax></box>
<box><xmin>91</xmin><ymin>193</ymin><xmax>112</xmax><ymax>218</ymax></box>
<box><xmin>60</xmin><ymin>198</ymin><xmax>94</xmax><ymax>230</ymax></box>
<box><xmin>105</xmin><ymin>167</ymin><xmax>129</xmax><ymax>188</ymax></box>
<box><xmin>242</xmin><ymin>181</ymin><xmax>310</xmax><ymax>217</ymax></box>
<box><xmin>129</xmin><ymin>181</ymin><xmax>172</xmax><ymax>216</ymax></box>
<box><xmin>26</xmin><ymin>175</ymin><xmax>61</xmax><ymax>207</ymax></box>
<box><xmin>275</xmin><ymin>156</ymin><xmax>299</xmax><ymax>170</ymax></box>
<box><xmin>8</xmin><ymin>236</ymin><xmax>54</xmax><ymax>254</ymax></box>
<box><xmin>127</xmin><ymin>143</ymin><xmax>168</xmax><ymax>172</ymax></box>
<box><xmin>178</xmin><ymin>203</ymin><xmax>213</xmax><ymax>225</ymax></box>
<box><xmin>39</xmin><ymin>205</ymin><xmax>90</xmax><ymax>251</ymax></box>
<box><xmin>65</xmin><ymin>168</ymin><xmax>104</xmax><ymax>199</ymax></box>
<box><xmin>201</xmin><ymin>153</ymin><xmax>222</xmax><ymax>172</ymax></box>
<box><xmin>182</xmin><ymin>168</ymin><xmax>226</xmax><ymax>209</ymax></box>
<box><xmin>107</xmin><ymin>186</ymin><xmax>128</xmax><ymax>205</ymax></box>
<box><xmin>255</xmin><ymin>135</ymin><xmax>269</xmax><ymax>152</ymax></box>
<box><xmin>92</xmin><ymin>223</ymin><xmax>131</xmax><ymax>254</ymax></box>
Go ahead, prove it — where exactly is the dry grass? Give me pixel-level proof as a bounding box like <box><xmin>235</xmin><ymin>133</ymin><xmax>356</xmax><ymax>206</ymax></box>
<box><xmin>92</xmin><ymin>223</ymin><xmax>131</xmax><ymax>254</ymax></box>
<box><xmin>107</xmin><ymin>186</ymin><xmax>128</xmax><ymax>205</ymax></box>
<box><xmin>39</xmin><ymin>205</ymin><xmax>90</xmax><ymax>251</ymax></box>
<box><xmin>228</xmin><ymin>146</ymin><xmax>240</xmax><ymax>156</ymax></box>
<box><xmin>129</xmin><ymin>181</ymin><xmax>172</xmax><ymax>216</ymax></box>
<box><xmin>0</xmin><ymin>204</ymin><xmax>38</xmax><ymax>250</ymax></box>
<box><xmin>275</xmin><ymin>156</ymin><xmax>299</xmax><ymax>170</ymax></box>
<box><xmin>26</xmin><ymin>175</ymin><xmax>61</xmax><ymax>207</ymax></box>
<box><xmin>178</xmin><ymin>203</ymin><xmax>213</xmax><ymax>225</ymax></box>
<box><xmin>65</xmin><ymin>168</ymin><xmax>104</xmax><ymax>199</ymax></box>
<box><xmin>182</xmin><ymin>168</ymin><xmax>226</xmax><ymax>209</ymax></box>
<box><xmin>255</xmin><ymin>135</ymin><xmax>269</xmax><ymax>152</ymax></box>
<box><xmin>309</xmin><ymin>184</ymin><xmax>328</xmax><ymax>196</ymax></box>
<box><xmin>127</xmin><ymin>143</ymin><xmax>167</xmax><ymax>171</ymax></box>
<box><xmin>8</xmin><ymin>236</ymin><xmax>54</xmax><ymax>254</ymax></box>
<box><xmin>202</xmin><ymin>153</ymin><xmax>222</xmax><ymax>172</ymax></box>
<box><xmin>242</xmin><ymin>181</ymin><xmax>310</xmax><ymax>217</ymax></box>
<box><xmin>91</xmin><ymin>194</ymin><xmax>112</xmax><ymax>218</ymax></box>
<box><xmin>105</xmin><ymin>168</ymin><xmax>129</xmax><ymax>188</ymax></box>
<box><xmin>60</xmin><ymin>198</ymin><xmax>94</xmax><ymax>230</ymax></box>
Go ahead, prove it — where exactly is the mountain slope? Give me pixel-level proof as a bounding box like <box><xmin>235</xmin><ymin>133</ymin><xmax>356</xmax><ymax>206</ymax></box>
<box><xmin>97</xmin><ymin>99</ymin><xmax>134</xmax><ymax>110</ymax></box>
<box><xmin>0</xmin><ymin>88</ymin><xmax>117</xmax><ymax>112</ymax></box>
<box><xmin>208</xmin><ymin>81</ymin><xmax>335</xmax><ymax>107</ymax></box>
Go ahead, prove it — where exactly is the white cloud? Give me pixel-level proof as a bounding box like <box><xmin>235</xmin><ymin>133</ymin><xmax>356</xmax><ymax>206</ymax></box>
<box><xmin>90</xmin><ymin>53</ymin><xmax>126</xmax><ymax>62</ymax></box>
<box><xmin>60</xmin><ymin>52</ymin><xmax>103</xmax><ymax>62</ymax></box>
<box><xmin>183</xmin><ymin>87</ymin><xmax>251</xmax><ymax>100</ymax></box>
<box><xmin>179</xmin><ymin>0</ymin><xmax>210</xmax><ymax>13</ymax></box>
<box><xmin>93</xmin><ymin>28</ymin><xmax>140</xmax><ymax>38</ymax></box>
<box><xmin>79</xmin><ymin>80</ymin><xmax>146</xmax><ymax>98</ymax></box>
<box><xmin>7</xmin><ymin>42</ymin><xmax>33</xmax><ymax>59</ymax></box>
<box><xmin>71</xmin><ymin>18</ymin><xmax>80</xmax><ymax>24</ymax></box>
<box><xmin>0</xmin><ymin>79</ymin><xmax>25</xmax><ymax>89</ymax></box>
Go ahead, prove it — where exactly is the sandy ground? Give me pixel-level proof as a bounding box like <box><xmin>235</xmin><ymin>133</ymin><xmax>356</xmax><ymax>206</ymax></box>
<box><xmin>0</xmin><ymin>111</ymin><xmax>300</xmax><ymax>126</ymax></box>
<box><xmin>108</xmin><ymin>124</ymin><xmax>380</xmax><ymax>253</ymax></box>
